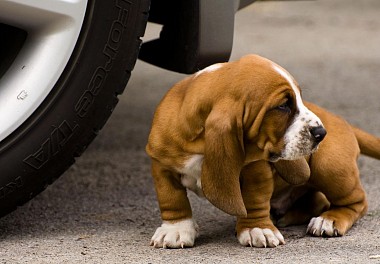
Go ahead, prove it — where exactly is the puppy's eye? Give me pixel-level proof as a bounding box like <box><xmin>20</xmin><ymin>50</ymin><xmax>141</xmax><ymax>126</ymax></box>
<box><xmin>276</xmin><ymin>102</ymin><xmax>291</xmax><ymax>113</ymax></box>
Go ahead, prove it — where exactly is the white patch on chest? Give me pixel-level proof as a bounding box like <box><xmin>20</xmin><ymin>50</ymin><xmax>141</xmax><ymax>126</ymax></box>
<box><xmin>178</xmin><ymin>154</ymin><xmax>204</xmax><ymax>197</ymax></box>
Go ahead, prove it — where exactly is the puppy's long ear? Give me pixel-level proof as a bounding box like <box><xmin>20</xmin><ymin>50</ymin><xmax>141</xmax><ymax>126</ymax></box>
<box><xmin>201</xmin><ymin>107</ymin><xmax>247</xmax><ymax>217</ymax></box>
<box><xmin>273</xmin><ymin>159</ymin><xmax>310</xmax><ymax>185</ymax></box>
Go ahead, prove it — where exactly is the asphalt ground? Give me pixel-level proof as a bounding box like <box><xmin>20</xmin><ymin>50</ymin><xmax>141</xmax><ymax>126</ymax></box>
<box><xmin>1</xmin><ymin>0</ymin><xmax>380</xmax><ymax>263</ymax></box>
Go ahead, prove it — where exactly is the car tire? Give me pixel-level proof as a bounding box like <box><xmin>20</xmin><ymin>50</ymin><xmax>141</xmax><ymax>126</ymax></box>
<box><xmin>0</xmin><ymin>0</ymin><xmax>150</xmax><ymax>217</ymax></box>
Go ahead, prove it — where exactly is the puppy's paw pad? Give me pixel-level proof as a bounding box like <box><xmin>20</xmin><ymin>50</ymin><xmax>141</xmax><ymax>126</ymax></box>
<box><xmin>238</xmin><ymin>228</ymin><xmax>285</xmax><ymax>248</ymax></box>
<box><xmin>307</xmin><ymin>216</ymin><xmax>339</xmax><ymax>237</ymax></box>
<box><xmin>150</xmin><ymin>219</ymin><xmax>199</xmax><ymax>249</ymax></box>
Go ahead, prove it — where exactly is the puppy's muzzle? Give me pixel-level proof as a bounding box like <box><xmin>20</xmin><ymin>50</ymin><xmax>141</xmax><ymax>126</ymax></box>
<box><xmin>310</xmin><ymin>126</ymin><xmax>327</xmax><ymax>145</ymax></box>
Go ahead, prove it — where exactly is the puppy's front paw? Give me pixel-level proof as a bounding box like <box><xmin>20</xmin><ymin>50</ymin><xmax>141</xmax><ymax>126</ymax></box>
<box><xmin>307</xmin><ymin>216</ymin><xmax>340</xmax><ymax>237</ymax></box>
<box><xmin>237</xmin><ymin>228</ymin><xmax>285</xmax><ymax>248</ymax></box>
<box><xmin>150</xmin><ymin>219</ymin><xmax>199</xmax><ymax>249</ymax></box>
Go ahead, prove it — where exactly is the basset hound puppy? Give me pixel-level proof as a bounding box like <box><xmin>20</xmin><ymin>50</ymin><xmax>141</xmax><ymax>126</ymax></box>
<box><xmin>146</xmin><ymin>54</ymin><xmax>327</xmax><ymax>248</ymax></box>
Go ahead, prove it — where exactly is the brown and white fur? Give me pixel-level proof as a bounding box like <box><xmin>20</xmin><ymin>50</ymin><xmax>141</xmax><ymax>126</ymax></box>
<box><xmin>271</xmin><ymin>103</ymin><xmax>380</xmax><ymax>237</ymax></box>
<box><xmin>146</xmin><ymin>54</ymin><xmax>327</xmax><ymax>248</ymax></box>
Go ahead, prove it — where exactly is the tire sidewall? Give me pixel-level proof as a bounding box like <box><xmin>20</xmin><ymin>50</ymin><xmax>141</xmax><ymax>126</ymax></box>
<box><xmin>0</xmin><ymin>0</ymin><xmax>148</xmax><ymax>214</ymax></box>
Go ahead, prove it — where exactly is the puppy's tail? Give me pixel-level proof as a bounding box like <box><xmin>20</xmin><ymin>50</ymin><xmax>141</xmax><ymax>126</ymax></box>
<box><xmin>352</xmin><ymin>126</ymin><xmax>380</xmax><ymax>160</ymax></box>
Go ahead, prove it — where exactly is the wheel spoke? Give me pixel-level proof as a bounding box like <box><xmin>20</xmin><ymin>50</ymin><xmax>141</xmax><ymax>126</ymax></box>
<box><xmin>0</xmin><ymin>0</ymin><xmax>86</xmax><ymax>29</ymax></box>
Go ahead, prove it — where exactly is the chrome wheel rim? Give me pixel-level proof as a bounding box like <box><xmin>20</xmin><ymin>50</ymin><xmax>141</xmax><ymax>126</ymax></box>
<box><xmin>0</xmin><ymin>0</ymin><xmax>88</xmax><ymax>141</ymax></box>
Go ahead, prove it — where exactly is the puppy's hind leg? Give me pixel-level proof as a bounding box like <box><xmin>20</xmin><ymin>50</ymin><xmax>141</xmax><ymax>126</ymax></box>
<box><xmin>150</xmin><ymin>160</ymin><xmax>198</xmax><ymax>248</ymax></box>
<box><xmin>307</xmin><ymin>158</ymin><xmax>367</xmax><ymax>237</ymax></box>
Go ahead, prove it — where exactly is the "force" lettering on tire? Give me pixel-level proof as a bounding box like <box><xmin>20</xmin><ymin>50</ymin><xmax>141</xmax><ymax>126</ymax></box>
<box><xmin>75</xmin><ymin>0</ymin><xmax>131</xmax><ymax>118</ymax></box>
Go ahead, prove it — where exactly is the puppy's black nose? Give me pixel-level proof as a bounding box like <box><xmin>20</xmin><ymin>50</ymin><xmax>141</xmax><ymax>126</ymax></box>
<box><xmin>310</xmin><ymin>126</ymin><xmax>327</xmax><ymax>143</ymax></box>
